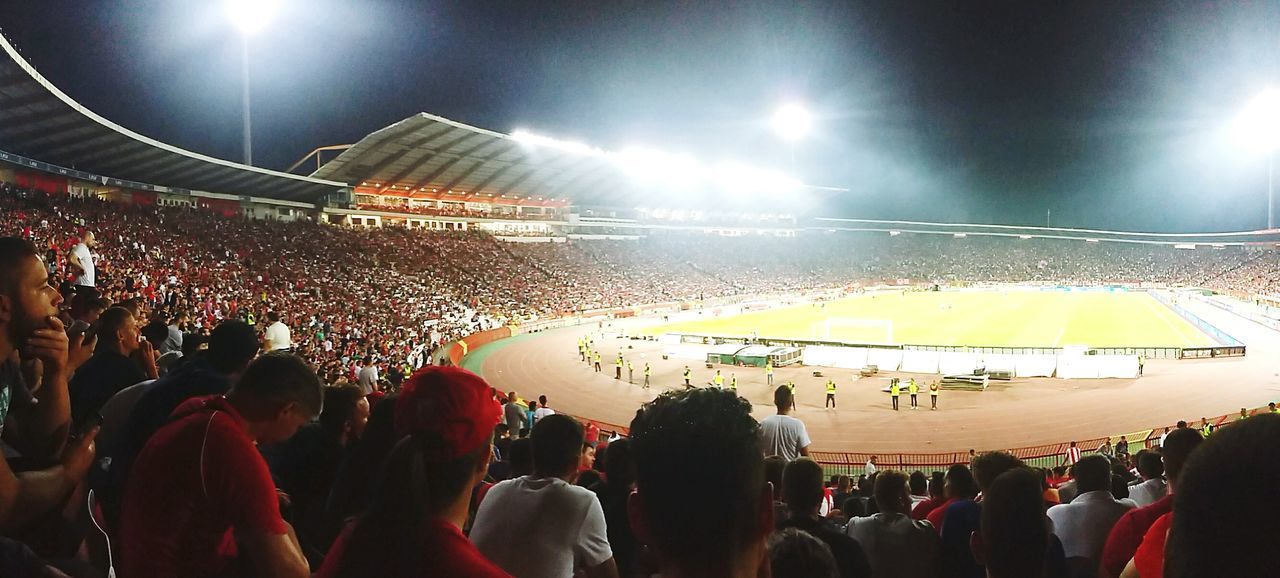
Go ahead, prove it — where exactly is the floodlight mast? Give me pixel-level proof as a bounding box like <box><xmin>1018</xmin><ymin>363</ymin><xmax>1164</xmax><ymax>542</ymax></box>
<box><xmin>228</xmin><ymin>0</ymin><xmax>278</xmax><ymax>166</ymax></box>
<box><xmin>1240</xmin><ymin>90</ymin><xmax>1280</xmax><ymax>229</ymax></box>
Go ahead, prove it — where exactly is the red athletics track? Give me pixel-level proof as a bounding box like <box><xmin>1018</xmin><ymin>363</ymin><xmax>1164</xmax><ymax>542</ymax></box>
<box><xmin>474</xmin><ymin>298</ymin><xmax>1280</xmax><ymax>453</ymax></box>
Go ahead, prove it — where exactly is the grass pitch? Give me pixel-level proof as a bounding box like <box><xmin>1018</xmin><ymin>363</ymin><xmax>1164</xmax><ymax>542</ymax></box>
<box><xmin>644</xmin><ymin>291</ymin><xmax>1216</xmax><ymax>348</ymax></box>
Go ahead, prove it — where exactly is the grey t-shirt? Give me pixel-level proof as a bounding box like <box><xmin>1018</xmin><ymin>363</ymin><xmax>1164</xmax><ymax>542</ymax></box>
<box><xmin>760</xmin><ymin>414</ymin><xmax>811</xmax><ymax>461</ymax></box>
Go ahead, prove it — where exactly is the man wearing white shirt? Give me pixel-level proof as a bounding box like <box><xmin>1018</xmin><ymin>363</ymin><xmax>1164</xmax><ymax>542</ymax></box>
<box><xmin>69</xmin><ymin>231</ymin><xmax>96</xmax><ymax>288</ymax></box>
<box><xmin>471</xmin><ymin>414</ymin><xmax>619</xmax><ymax>578</ymax></box>
<box><xmin>1126</xmin><ymin>451</ymin><xmax>1168</xmax><ymax>507</ymax></box>
<box><xmin>865</xmin><ymin>455</ymin><xmax>879</xmax><ymax>476</ymax></box>
<box><xmin>759</xmin><ymin>385</ymin><xmax>810</xmax><ymax>461</ymax></box>
<box><xmin>356</xmin><ymin>358</ymin><xmax>379</xmax><ymax>396</ymax></box>
<box><xmin>533</xmin><ymin>394</ymin><xmax>555</xmax><ymax>423</ymax></box>
<box><xmin>263</xmin><ymin>311</ymin><xmax>291</xmax><ymax>351</ymax></box>
<box><xmin>1046</xmin><ymin>455</ymin><xmax>1134</xmax><ymax>568</ymax></box>
<box><xmin>847</xmin><ymin>471</ymin><xmax>938</xmax><ymax>578</ymax></box>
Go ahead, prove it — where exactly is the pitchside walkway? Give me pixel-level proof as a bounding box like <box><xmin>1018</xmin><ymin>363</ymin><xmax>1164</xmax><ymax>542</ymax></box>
<box><xmin>472</xmin><ymin>299</ymin><xmax>1280</xmax><ymax>454</ymax></box>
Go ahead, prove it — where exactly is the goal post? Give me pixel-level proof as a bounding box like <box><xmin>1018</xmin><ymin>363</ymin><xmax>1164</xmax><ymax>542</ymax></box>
<box><xmin>809</xmin><ymin>317</ymin><xmax>895</xmax><ymax>344</ymax></box>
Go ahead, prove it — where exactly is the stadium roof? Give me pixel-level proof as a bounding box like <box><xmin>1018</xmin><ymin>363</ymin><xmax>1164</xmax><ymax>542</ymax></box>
<box><xmin>0</xmin><ymin>32</ymin><xmax>345</xmax><ymax>202</ymax></box>
<box><xmin>311</xmin><ymin>113</ymin><xmax>626</xmax><ymax>204</ymax></box>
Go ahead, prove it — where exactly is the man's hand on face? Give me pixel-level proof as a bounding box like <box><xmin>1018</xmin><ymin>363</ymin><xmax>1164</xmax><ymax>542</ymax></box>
<box><xmin>24</xmin><ymin>316</ymin><xmax>69</xmax><ymax>378</ymax></box>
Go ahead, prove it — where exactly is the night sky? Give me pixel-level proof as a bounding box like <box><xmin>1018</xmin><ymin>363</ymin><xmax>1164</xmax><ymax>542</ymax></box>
<box><xmin>2</xmin><ymin>1</ymin><xmax>1279</xmax><ymax>231</ymax></box>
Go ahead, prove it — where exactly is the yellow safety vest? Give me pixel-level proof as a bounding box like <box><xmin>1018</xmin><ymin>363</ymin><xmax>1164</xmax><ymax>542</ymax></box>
<box><xmin>644</xmin><ymin>365</ymin><xmax>651</xmax><ymax>376</ymax></box>
<box><xmin>890</xmin><ymin>384</ymin><xmax>900</xmax><ymax>396</ymax></box>
<box><xmin>930</xmin><ymin>383</ymin><xmax>939</xmax><ymax>395</ymax></box>
<box><xmin>684</xmin><ymin>369</ymin><xmax>691</xmax><ymax>378</ymax></box>
<box><xmin>909</xmin><ymin>381</ymin><xmax>919</xmax><ymax>395</ymax></box>
<box><xmin>730</xmin><ymin>377</ymin><xmax>737</xmax><ymax>389</ymax></box>
<box><xmin>826</xmin><ymin>381</ymin><xmax>836</xmax><ymax>394</ymax></box>
<box><xmin>765</xmin><ymin>365</ymin><xmax>773</xmax><ymax>375</ymax></box>
<box><xmin>714</xmin><ymin>374</ymin><xmax>723</xmax><ymax>385</ymax></box>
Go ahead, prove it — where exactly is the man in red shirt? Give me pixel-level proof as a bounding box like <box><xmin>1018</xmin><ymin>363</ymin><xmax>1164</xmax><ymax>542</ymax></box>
<box><xmin>119</xmin><ymin>352</ymin><xmax>323</xmax><ymax>578</ymax></box>
<box><xmin>317</xmin><ymin>366</ymin><xmax>509</xmax><ymax>578</ymax></box>
<box><xmin>1099</xmin><ymin>427</ymin><xmax>1203</xmax><ymax>578</ymax></box>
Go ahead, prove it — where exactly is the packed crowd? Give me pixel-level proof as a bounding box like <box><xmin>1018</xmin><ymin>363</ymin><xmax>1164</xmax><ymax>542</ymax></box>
<box><xmin>1</xmin><ymin>181</ymin><xmax>1278</xmax><ymax>577</ymax></box>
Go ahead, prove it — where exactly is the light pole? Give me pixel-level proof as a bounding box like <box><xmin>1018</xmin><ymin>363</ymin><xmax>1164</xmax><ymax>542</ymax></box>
<box><xmin>227</xmin><ymin>0</ymin><xmax>278</xmax><ymax>166</ymax></box>
<box><xmin>1238</xmin><ymin>89</ymin><xmax>1280</xmax><ymax>229</ymax></box>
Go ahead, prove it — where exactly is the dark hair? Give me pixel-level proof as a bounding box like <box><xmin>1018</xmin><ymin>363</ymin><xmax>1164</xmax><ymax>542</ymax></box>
<box><xmin>874</xmin><ymin>470</ymin><xmax>910</xmax><ymax>513</ymax></box>
<box><xmin>764</xmin><ymin>455</ymin><xmax>787</xmax><ymax>501</ymax></box>
<box><xmin>141</xmin><ymin>319</ymin><xmax>169</xmax><ymax>345</ymax></box>
<box><xmin>326</xmin><ymin>394</ymin><xmax>399</xmax><ymax>523</ymax></box>
<box><xmin>180</xmin><ymin>332</ymin><xmax>207</xmax><ymax>357</ymax></box>
<box><xmin>971</xmin><ymin>451</ymin><xmax>1025</xmax><ymax>492</ymax></box>
<box><xmin>603</xmin><ymin>438</ymin><xmax>634</xmax><ymax>489</ymax></box>
<box><xmin>630</xmin><ymin>387</ymin><xmax>764</xmax><ymax>572</ymax></box>
<box><xmin>768</xmin><ymin>528</ymin><xmax>839</xmax><ymax>578</ymax></box>
<box><xmin>95</xmin><ymin>307</ymin><xmax>134</xmax><ymax>352</ymax></box>
<box><xmin>267</xmin><ymin>311</ymin><xmax>281</xmax><ymax>322</ymax></box>
<box><xmin>1136</xmin><ymin>450</ymin><xmax>1165</xmax><ymax>479</ymax></box>
<box><xmin>944</xmin><ymin>464</ymin><xmax>979</xmax><ymax>500</ymax></box>
<box><xmin>1176</xmin><ymin>420</ymin><xmax>1188</xmax><ymax>429</ymax></box>
<box><xmin>0</xmin><ymin>237</ymin><xmax>39</xmax><ymax>294</ymax></box>
<box><xmin>231</xmin><ymin>352</ymin><xmax>324</xmax><ymax>418</ymax></box>
<box><xmin>782</xmin><ymin>458</ymin><xmax>825</xmax><ymax>514</ymax></box>
<box><xmin>509</xmin><ymin>437</ymin><xmax>533</xmax><ymax>477</ymax></box>
<box><xmin>1166</xmin><ymin>414</ymin><xmax>1280</xmax><ymax>578</ymax></box>
<box><xmin>207</xmin><ymin>320</ymin><xmax>260</xmax><ymax>374</ymax></box>
<box><xmin>981</xmin><ymin>467</ymin><xmax>1049</xmax><ymax>578</ymax></box>
<box><xmin>1072</xmin><ymin>455</ymin><xmax>1110</xmax><ymax>493</ymax></box>
<box><xmin>70</xmin><ymin>289</ymin><xmax>109</xmax><ymax>318</ymax></box>
<box><xmin>909</xmin><ymin>470</ymin><xmax>928</xmax><ymax>495</ymax></box>
<box><xmin>538</xmin><ymin>394</ymin><xmax>547</xmax><ymax>405</ymax></box>
<box><xmin>773</xmin><ymin>385</ymin><xmax>793</xmax><ymax>409</ymax></box>
<box><xmin>531</xmin><ymin>414</ymin><xmax>584</xmax><ymax>477</ymax></box>
<box><xmin>1161</xmin><ymin>427</ymin><xmax>1203</xmax><ymax>484</ymax></box>
<box><xmin>318</xmin><ymin>385</ymin><xmax>364</xmax><ymax>438</ymax></box>
<box><xmin>335</xmin><ymin>429</ymin><xmax>492</xmax><ymax>578</ymax></box>
<box><xmin>928</xmin><ymin>471</ymin><xmax>945</xmax><ymax>498</ymax></box>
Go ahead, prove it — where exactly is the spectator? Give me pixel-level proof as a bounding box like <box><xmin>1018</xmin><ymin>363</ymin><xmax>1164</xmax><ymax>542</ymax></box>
<box><xmin>264</xmin><ymin>310</ymin><xmax>292</xmax><ymax>351</ymax></box>
<box><xmin>939</xmin><ymin>452</ymin><xmax>1026</xmax><ymax>578</ymax></box>
<box><xmin>770</xmin><ymin>528</ymin><xmax>840</xmax><ymax>578</ymax></box>
<box><xmin>533</xmin><ymin>394</ymin><xmax>555</xmax><ymax>423</ymax></box>
<box><xmin>627</xmin><ymin>388</ymin><xmax>774</xmax><ymax>577</ymax></box>
<box><xmin>265</xmin><ymin>385</ymin><xmax>370</xmax><ymax>566</ymax></box>
<box><xmin>68</xmin><ymin>230</ymin><xmax>95</xmax><ymax>288</ymax></box>
<box><xmin>353</xmin><ymin>357</ymin><xmax>376</xmax><ymax>396</ymax></box>
<box><xmin>1125</xmin><ymin>451</ymin><xmax>1166</xmax><ymax>507</ymax></box>
<box><xmin>865</xmin><ymin>456</ymin><xmax>878</xmax><ymax>475</ymax></box>
<box><xmin>324</xmin><ymin>394</ymin><xmax>400</xmax><ymax>529</ymax></box>
<box><xmin>1100</xmin><ymin>428</ymin><xmax>1203</xmax><ymax>578</ymax></box>
<box><xmin>119</xmin><ymin>352</ymin><xmax>323</xmax><ymax>578</ymax></box>
<box><xmin>66</xmin><ymin>289</ymin><xmax>108</xmax><ymax>335</ymax></box>
<box><xmin>504</xmin><ymin>391</ymin><xmax>528</xmax><ymax>438</ymax></box>
<box><xmin>100</xmin><ymin>319</ymin><xmax>260</xmax><ymax>523</ymax></box>
<box><xmin>470</xmin><ymin>414</ymin><xmax>619</xmax><ymax>578</ymax></box>
<box><xmin>846</xmin><ymin>470</ymin><xmax>938</xmax><ymax>578</ymax></box>
<box><xmin>780</xmin><ymin>457</ymin><xmax>872</xmax><ymax>578</ymax></box>
<box><xmin>926</xmin><ymin>464</ymin><xmax>978</xmax><ymax>532</ymax></box>
<box><xmin>0</xmin><ymin>237</ymin><xmax>98</xmax><ymax>530</ymax></box>
<box><xmin>68</xmin><ymin>306</ymin><xmax>148</xmax><ymax>424</ymax></box>
<box><xmin>1163</xmin><ymin>414</ymin><xmax>1280</xmax><ymax>578</ymax></box>
<box><xmin>908</xmin><ymin>470</ymin><xmax>930</xmax><ymax>508</ymax></box>
<box><xmin>1046</xmin><ymin>455</ymin><xmax>1134</xmax><ymax>574</ymax></box>
<box><xmin>970</xmin><ymin>468</ymin><xmax>1054</xmax><ymax>578</ymax></box>
<box><xmin>765</xmin><ymin>455</ymin><xmax>790</xmax><ymax>527</ymax></box>
<box><xmin>761</xmin><ymin>385</ymin><xmax>811</xmax><ymax>461</ymax></box>
<box><xmin>912</xmin><ymin>471</ymin><xmax>946</xmax><ymax>520</ymax></box>
<box><xmin>316</xmin><ymin>366</ymin><xmax>508</xmax><ymax>578</ymax></box>
<box><xmin>161</xmin><ymin>311</ymin><xmax>186</xmax><ymax>354</ymax></box>
<box><xmin>507</xmin><ymin>437</ymin><xmax>533</xmax><ymax>478</ymax></box>
<box><xmin>589</xmin><ymin>438</ymin><xmax>638</xmax><ymax>578</ymax></box>
<box><xmin>1114</xmin><ymin>435</ymin><xmax>1129</xmax><ymax>457</ymax></box>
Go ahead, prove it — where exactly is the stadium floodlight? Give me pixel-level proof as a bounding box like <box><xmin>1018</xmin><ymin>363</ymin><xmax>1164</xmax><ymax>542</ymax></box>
<box><xmin>227</xmin><ymin>0</ymin><xmax>279</xmax><ymax>34</ymax></box>
<box><xmin>1236</xmin><ymin>89</ymin><xmax>1280</xmax><ymax>228</ymax></box>
<box><xmin>511</xmin><ymin>130</ymin><xmax>602</xmax><ymax>156</ymax></box>
<box><xmin>771</xmin><ymin>103</ymin><xmax>812</xmax><ymax>142</ymax></box>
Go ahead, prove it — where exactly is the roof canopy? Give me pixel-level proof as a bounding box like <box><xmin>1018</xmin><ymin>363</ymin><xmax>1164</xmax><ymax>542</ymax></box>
<box><xmin>312</xmin><ymin>113</ymin><xmax>625</xmax><ymax>204</ymax></box>
<box><xmin>0</xmin><ymin>33</ymin><xmax>344</xmax><ymax>202</ymax></box>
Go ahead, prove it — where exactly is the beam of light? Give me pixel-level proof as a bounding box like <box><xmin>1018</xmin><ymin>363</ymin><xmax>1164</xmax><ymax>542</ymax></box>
<box><xmin>771</xmin><ymin>103</ymin><xmax>813</xmax><ymax>142</ymax></box>
<box><xmin>227</xmin><ymin>0</ymin><xmax>280</xmax><ymax>34</ymax></box>
<box><xmin>1236</xmin><ymin>89</ymin><xmax>1280</xmax><ymax>153</ymax></box>
<box><xmin>510</xmin><ymin>130</ymin><xmax>603</xmax><ymax>156</ymax></box>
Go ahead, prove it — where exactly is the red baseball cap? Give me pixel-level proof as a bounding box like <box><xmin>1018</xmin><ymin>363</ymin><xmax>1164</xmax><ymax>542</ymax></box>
<box><xmin>394</xmin><ymin>366</ymin><xmax>502</xmax><ymax>460</ymax></box>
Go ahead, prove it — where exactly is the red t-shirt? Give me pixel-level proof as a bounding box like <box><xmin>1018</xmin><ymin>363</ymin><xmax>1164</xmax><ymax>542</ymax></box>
<box><xmin>316</xmin><ymin>518</ymin><xmax>512</xmax><ymax>578</ymax></box>
<box><xmin>1100</xmin><ymin>494</ymin><xmax>1174</xmax><ymax>578</ymax></box>
<box><xmin>1133</xmin><ymin>512</ymin><xmax>1172</xmax><ymax>578</ymax></box>
<box><xmin>119</xmin><ymin>396</ymin><xmax>288</xmax><ymax>578</ymax></box>
<box><xmin>925</xmin><ymin>498</ymin><xmax>957</xmax><ymax>532</ymax></box>
<box><xmin>911</xmin><ymin>497</ymin><xmax>944</xmax><ymax>521</ymax></box>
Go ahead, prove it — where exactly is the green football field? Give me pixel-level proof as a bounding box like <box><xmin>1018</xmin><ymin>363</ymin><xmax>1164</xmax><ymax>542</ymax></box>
<box><xmin>643</xmin><ymin>291</ymin><xmax>1216</xmax><ymax>348</ymax></box>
